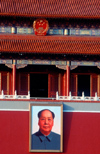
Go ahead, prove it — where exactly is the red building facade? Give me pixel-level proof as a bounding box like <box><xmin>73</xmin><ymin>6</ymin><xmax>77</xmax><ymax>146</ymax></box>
<box><xmin>0</xmin><ymin>0</ymin><xmax>100</xmax><ymax>154</ymax></box>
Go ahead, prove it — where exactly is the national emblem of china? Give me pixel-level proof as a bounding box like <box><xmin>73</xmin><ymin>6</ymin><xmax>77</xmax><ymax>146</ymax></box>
<box><xmin>33</xmin><ymin>19</ymin><xmax>49</xmax><ymax>36</ymax></box>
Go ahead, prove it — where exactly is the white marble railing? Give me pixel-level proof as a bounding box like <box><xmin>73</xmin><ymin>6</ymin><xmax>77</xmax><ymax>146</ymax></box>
<box><xmin>0</xmin><ymin>90</ymin><xmax>100</xmax><ymax>101</ymax></box>
<box><xmin>0</xmin><ymin>90</ymin><xmax>30</xmax><ymax>99</ymax></box>
<box><xmin>56</xmin><ymin>91</ymin><xmax>100</xmax><ymax>101</ymax></box>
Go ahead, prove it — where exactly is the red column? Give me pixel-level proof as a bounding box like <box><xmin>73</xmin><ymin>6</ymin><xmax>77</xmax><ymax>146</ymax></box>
<box><xmin>66</xmin><ymin>64</ymin><xmax>70</xmax><ymax>96</ymax></box>
<box><xmin>64</xmin><ymin>61</ymin><xmax>70</xmax><ymax>96</ymax></box>
<box><xmin>62</xmin><ymin>73</ymin><xmax>66</xmax><ymax>96</ymax></box>
<box><xmin>12</xmin><ymin>60</ymin><xmax>16</xmax><ymax>95</ymax></box>
<box><xmin>62</xmin><ymin>62</ymin><xmax>70</xmax><ymax>96</ymax></box>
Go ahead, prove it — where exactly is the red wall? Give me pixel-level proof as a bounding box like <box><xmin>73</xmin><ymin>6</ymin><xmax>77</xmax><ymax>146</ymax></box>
<box><xmin>0</xmin><ymin>111</ymin><xmax>100</xmax><ymax>154</ymax></box>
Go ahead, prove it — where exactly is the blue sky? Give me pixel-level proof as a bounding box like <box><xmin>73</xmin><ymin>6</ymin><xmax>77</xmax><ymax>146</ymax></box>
<box><xmin>31</xmin><ymin>105</ymin><xmax>61</xmax><ymax>135</ymax></box>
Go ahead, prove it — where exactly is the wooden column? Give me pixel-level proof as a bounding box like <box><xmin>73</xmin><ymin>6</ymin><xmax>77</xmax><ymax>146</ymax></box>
<box><xmin>62</xmin><ymin>73</ymin><xmax>66</xmax><ymax>96</ymax></box>
<box><xmin>66</xmin><ymin>62</ymin><xmax>70</xmax><ymax>96</ymax></box>
<box><xmin>12</xmin><ymin>60</ymin><xmax>16</xmax><ymax>95</ymax></box>
<box><xmin>62</xmin><ymin>61</ymin><xmax>70</xmax><ymax>96</ymax></box>
<box><xmin>98</xmin><ymin>75</ymin><xmax>100</xmax><ymax>97</ymax></box>
<box><xmin>64</xmin><ymin>61</ymin><xmax>70</xmax><ymax>96</ymax></box>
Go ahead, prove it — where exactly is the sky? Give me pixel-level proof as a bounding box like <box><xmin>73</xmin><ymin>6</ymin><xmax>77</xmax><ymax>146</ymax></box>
<box><xmin>31</xmin><ymin>105</ymin><xmax>62</xmax><ymax>135</ymax></box>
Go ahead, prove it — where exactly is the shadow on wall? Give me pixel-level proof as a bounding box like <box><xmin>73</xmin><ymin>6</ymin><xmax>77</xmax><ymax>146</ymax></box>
<box><xmin>63</xmin><ymin>104</ymin><xmax>74</xmax><ymax>153</ymax></box>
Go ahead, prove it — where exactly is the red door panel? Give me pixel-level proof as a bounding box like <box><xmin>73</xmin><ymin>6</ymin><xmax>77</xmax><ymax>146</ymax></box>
<box><xmin>70</xmin><ymin>74</ymin><xmax>77</xmax><ymax>96</ymax></box>
<box><xmin>17</xmin><ymin>73</ymin><xmax>28</xmax><ymax>95</ymax></box>
<box><xmin>48</xmin><ymin>74</ymin><xmax>58</xmax><ymax>98</ymax></box>
<box><xmin>91</xmin><ymin>75</ymin><xmax>97</xmax><ymax>97</ymax></box>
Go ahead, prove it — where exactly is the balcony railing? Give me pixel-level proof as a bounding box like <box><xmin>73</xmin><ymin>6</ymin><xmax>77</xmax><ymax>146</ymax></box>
<box><xmin>0</xmin><ymin>90</ymin><xmax>100</xmax><ymax>101</ymax></box>
<box><xmin>0</xmin><ymin>90</ymin><xmax>30</xmax><ymax>99</ymax></box>
<box><xmin>56</xmin><ymin>92</ymin><xmax>100</xmax><ymax>101</ymax></box>
<box><xmin>0</xmin><ymin>90</ymin><xmax>55</xmax><ymax>100</ymax></box>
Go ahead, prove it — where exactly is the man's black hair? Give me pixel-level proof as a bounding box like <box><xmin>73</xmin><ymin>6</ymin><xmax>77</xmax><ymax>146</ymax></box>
<box><xmin>38</xmin><ymin>109</ymin><xmax>55</xmax><ymax>119</ymax></box>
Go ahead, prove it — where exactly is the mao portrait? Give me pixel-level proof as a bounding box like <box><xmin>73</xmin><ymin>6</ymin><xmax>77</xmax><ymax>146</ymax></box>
<box><xmin>29</xmin><ymin>104</ymin><xmax>63</xmax><ymax>152</ymax></box>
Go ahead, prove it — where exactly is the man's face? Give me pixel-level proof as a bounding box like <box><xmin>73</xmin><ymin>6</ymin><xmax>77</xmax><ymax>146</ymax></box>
<box><xmin>38</xmin><ymin>110</ymin><xmax>54</xmax><ymax>136</ymax></box>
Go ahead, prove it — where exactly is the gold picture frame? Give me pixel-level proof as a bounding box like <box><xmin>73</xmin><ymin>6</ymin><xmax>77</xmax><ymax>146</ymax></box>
<box><xmin>29</xmin><ymin>103</ymin><xmax>63</xmax><ymax>152</ymax></box>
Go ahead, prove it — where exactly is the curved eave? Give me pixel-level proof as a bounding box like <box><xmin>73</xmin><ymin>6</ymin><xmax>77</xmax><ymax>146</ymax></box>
<box><xmin>0</xmin><ymin>0</ymin><xmax>99</xmax><ymax>19</ymax></box>
<box><xmin>0</xmin><ymin>35</ymin><xmax>100</xmax><ymax>55</ymax></box>
<box><xmin>0</xmin><ymin>13</ymin><xmax>100</xmax><ymax>19</ymax></box>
